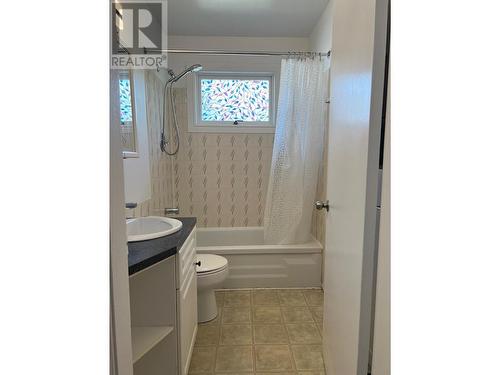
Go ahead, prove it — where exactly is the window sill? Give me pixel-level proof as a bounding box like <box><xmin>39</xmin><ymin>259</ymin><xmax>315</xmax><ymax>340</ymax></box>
<box><xmin>188</xmin><ymin>125</ymin><xmax>275</xmax><ymax>134</ymax></box>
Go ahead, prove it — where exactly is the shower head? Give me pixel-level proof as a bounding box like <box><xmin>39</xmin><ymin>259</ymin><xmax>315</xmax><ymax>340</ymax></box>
<box><xmin>168</xmin><ymin>64</ymin><xmax>203</xmax><ymax>84</ymax></box>
<box><xmin>189</xmin><ymin>64</ymin><xmax>203</xmax><ymax>72</ymax></box>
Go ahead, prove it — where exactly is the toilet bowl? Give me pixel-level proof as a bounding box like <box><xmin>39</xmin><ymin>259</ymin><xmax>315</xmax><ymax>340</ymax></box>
<box><xmin>196</xmin><ymin>254</ymin><xmax>228</xmax><ymax>323</ymax></box>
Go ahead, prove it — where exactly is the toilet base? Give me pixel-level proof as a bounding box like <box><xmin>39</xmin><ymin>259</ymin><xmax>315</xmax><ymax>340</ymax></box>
<box><xmin>197</xmin><ymin>289</ymin><xmax>218</xmax><ymax>323</ymax></box>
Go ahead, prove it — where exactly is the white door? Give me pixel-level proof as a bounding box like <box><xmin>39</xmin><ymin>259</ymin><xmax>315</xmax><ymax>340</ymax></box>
<box><xmin>322</xmin><ymin>0</ymin><xmax>389</xmax><ymax>374</ymax></box>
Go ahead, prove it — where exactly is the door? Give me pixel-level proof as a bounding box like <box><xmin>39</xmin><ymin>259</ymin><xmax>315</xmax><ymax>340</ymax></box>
<box><xmin>322</xmin><ymin>0</ymin><xmax>389</xmax><ymax>374</ymax></box>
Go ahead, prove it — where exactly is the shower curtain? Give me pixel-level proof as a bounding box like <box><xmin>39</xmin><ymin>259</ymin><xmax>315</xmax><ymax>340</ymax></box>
<box><xmin>264</xmin><ymin>57</ymin><xmax>329</xmax><ymax>244</ymax></box>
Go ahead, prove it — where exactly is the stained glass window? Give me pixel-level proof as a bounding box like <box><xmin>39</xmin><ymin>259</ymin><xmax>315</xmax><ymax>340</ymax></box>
<box><xmin>199</xmin><ymin>76</ymin><xmax>272</xmax><ymax>124</ymax></box>
<box><xmin>119</xmin><ymin>74</ymin><xmax>133</xmax><ymax>125</ymax></box>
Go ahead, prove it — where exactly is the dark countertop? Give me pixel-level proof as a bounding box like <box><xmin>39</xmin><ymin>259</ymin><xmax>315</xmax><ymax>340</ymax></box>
<box><xmin>128</xmin><ymin>217</ymin><xmax>196</xmax><ymax>276</ymax></box>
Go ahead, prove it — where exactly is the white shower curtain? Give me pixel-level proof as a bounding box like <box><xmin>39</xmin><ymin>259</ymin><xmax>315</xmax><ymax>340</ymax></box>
<box><xmin>264</xmin><ymin>58</ymin><xmax>329</xmax><ymax>244</ymax></box>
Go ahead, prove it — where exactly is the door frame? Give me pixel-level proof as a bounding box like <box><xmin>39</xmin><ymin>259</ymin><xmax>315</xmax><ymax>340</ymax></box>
<box><xmin>358</xmin><ymin>0</ymin><xmax>391</xmax><ymax>372</ymax></box>
<box><xmin>372</xmin><ymin>65</ymin><xmax>390</xmax><ymax>375</ymax></box>
<box><xmin>110</xmin><ymin>67</ymin><xmax>134</xmax><ymax>375</ymax></box>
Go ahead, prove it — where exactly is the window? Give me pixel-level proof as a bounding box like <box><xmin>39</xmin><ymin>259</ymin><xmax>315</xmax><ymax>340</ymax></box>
<box><xmin>191</xmin><ymin>72</ymin><xmax>275</xmax><ymax>133</ymax></box>
<box><xmin>119</xmin><ymin>71</ymin><xmax>134</xmax><ymax>126</ymax></box>
<box><xmin>118</xmin><ymin>71</ymin><xmax>137</xmax><ymax>155</ymax></box>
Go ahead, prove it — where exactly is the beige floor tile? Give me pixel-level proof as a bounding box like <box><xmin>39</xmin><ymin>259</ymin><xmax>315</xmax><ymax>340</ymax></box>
<box><xmin>195</xmin><ymin>325</ymin><xmax>220</xmax><ymax>346</ymax></box>
<box><xmin>253</xmin><ymin>306</ymin><xmax>283</xmax><ymax>323</ymax></box>
<box><xmin>278</xmin><ymin>290</ymin><xmax>307</xmax><ymax>306</ymax></box>
<box><xmin>224</xmin><ymin>291</ymin><xmax>251</xmax><ymax>307</ymax></box>
<box><xmin>254</xmin><ymin>345</ymin><xmax>294</xmax><ymax>372</ymax></box>
<box><xmin>193</xmin><ymin>289</ymin><xmax>324</xmax><ymax>375</ymax></box>
<box><xmin>253</xmin><ymin>324</ymin><xmax>289</xmax><ymax>344</ymax></box>
<box><xmin>220</xmin><ymin>324</ymin><xmax>253</xmax><ymax>345</ymax></box>
<box><xmin>222</xmin><ymin>307</ymin><xmax>252</xmax><ymax>324</ymax></box>
<box><xmin>189</xmin><ymin>346</ymin><xmax>217</xmax><ymax>373</ymax></box>
<box><xmin>216</xmin><ymin>291</ymin><xmax>225</xmax><ymax>307</ymax></box>
<box><xmin>291</xmin><ymin>345</ymin><xmax>324</xmax><ymax>371</ymax></box>
<box><xmin>215</xmin><ymin>345</ymin><xmax>254</xmax><ymax>372</ymax></box>
<box><xmin>309</xmin><ymin>307</ymin><xmax>323</xmax><ymax>324</ymax></box>
<box><xmin>252</xmin><ymin>289</ymin><xmax>280</xmax><ymax>305</ymax></box>
<box><xmin>302</xmin><ymin>290</ymin><xmax>324</xmax><ymax>307</ymax></box>
<box><xmin>286</xmin><ymin>324</ymin><xmax>322</xmax><ymax>344</ymax></box>
<box><xmin>281</xmin><ymin>307</ymin><xmax>315</xmax><ymax>323</ymax></box>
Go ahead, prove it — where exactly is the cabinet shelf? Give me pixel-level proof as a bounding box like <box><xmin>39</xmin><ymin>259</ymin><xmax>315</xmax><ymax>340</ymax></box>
<box><xmin>131</xmin><ymin>325</ymin><xmax>174</xmax><ymax>363</ymax></box>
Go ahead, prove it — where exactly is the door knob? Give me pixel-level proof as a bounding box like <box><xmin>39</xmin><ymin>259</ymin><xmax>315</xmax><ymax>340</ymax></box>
<box><xmin>315</xmin><ymin>200</ymin><xmax>330</xmax><ymax>212</ymax></box>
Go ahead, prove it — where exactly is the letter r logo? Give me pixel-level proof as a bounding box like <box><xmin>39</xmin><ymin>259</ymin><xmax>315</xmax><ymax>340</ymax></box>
<box><xmin>112</xmin><ymin>2</ymin><xmax>162</xmax><ymax>54</ymax></box>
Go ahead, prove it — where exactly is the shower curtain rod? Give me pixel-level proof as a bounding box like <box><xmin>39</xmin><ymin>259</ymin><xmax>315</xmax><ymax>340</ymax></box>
<box><xmin>145</xmin><ymin>49</ymin><xmax>331</xmax><ymax>58</ymax></box>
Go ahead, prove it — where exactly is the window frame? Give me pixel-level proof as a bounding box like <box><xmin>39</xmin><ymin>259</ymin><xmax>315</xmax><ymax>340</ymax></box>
<box><xmin>190</xmin><ymin>71</ymin><xmax>276</xmax><ymax>133</ymax></box>
<box><xmin>119</xmin><ymin>70</ymin><xmax>136</xmax><ymax>128</ymax></box>
<box><xmin>118</xmin><ymin>70</ymin><xmax>139</xmax><ymax>158</ymax></box>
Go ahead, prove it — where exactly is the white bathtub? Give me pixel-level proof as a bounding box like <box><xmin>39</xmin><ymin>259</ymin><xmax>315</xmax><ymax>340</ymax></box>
<box><xmin>195</xmin><ymin>227</ymin><xmax>323</xmax><ymax>288</ymax></box>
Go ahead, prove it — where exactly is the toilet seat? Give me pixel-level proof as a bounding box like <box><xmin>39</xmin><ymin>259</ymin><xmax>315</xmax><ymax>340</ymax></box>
<box><xmin>196</xmin><ymin>254</ymin><xmax>228</xmax><ymax>275</ymax></box>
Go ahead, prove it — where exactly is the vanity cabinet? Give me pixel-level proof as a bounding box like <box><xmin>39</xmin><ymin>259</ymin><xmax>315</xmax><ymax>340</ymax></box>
<box><xmin>176</xmin><ymin>228</ymin><xmax>198</xmax><ymax>375</ymax></box>
<box><xmin>128</xmin><ymin>225</ymin><xmax>198</xmax><ymax>375</ymax></box>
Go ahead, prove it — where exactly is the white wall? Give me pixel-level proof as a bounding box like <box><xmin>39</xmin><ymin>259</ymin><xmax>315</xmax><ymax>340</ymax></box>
<box><xmin>169</xmin><ymin>35</ymin><xmax>310</xmax><ymax>51</ymax></box>
<box><xmin>123</xmin><ymin>70</ymin><xmax>152</xmax><ymax>204</ymax></box>
<box><xmin>167</xmin><ymin>35</ymin><xmax>310</xmax><ymax>91</ymax></box>
<box><xmin>308</xmin><ymin>1</ymin><xmax>333</xmax><ymax>251</ymax></box>
<box><xmin>309</xmin><ymin>0</ymin><xmax>333</xmax><ymax>53</ymax></box>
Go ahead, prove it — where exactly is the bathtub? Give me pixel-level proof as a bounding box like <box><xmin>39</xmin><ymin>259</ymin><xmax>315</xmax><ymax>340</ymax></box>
<box><xmin>195</xmin><ymin>227</ymin><xmax>323</xmax><ymax>288</ymax></box>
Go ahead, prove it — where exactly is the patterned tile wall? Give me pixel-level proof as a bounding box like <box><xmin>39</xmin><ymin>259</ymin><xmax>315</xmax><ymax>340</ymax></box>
<box><xmin>171</xmin><ymin>88</ymin><xmax>274</xmax><ymax>227</ymax></box>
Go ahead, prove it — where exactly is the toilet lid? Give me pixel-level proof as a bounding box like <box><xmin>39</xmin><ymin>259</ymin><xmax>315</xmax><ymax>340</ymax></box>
<box><xmin>196</xmin><ymin>254</ymin><xmax>228</xmax><ymax>273</ymax></box>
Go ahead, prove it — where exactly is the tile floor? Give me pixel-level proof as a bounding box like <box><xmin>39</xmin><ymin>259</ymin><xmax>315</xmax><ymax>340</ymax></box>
<box><xmin>189</xmin><ymin>288</ymin><xmax>325</xmax><ymax>375</ymax></box>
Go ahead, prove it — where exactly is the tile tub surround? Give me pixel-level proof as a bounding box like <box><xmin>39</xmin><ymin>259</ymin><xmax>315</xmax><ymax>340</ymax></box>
<box><xmin>129</xmin><ymin>82</ymin><xmax>326</xmax><ymax>257</ymax></box>
<box><xmin>189</xmin><ymin>288</ymin><xmax>325</xmax><ymax>375</ymax></box>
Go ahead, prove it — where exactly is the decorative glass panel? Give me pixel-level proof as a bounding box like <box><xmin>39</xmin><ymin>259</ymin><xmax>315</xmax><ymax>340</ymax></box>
<box><xmin>200</xmin><ymin>78</ymin><xmax>270</xmax><ymax>122</ymax></box>
<box><xmin>119</xmin><ymin>76</ymin><xmax>133</xmax><ymax>125</ymax></box>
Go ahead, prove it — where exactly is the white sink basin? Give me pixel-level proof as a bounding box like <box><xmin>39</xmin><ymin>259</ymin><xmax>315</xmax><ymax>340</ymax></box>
<box><xmin>127</xmin><ymin>216</ymin><xmax>183</xmax><ymax>242</ymax></box>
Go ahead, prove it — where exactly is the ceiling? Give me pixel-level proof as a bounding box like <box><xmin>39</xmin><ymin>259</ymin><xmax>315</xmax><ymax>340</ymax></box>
<box><xmin>168</xmin><ymin>0</ymin><xmax>330</xmax><ymax>37</ymax></box>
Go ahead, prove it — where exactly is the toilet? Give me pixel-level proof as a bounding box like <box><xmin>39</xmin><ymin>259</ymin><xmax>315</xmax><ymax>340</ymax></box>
<box><xmin>196</xmin><ymin>254</ymin><xmax>229</xmax><ymax>323</ymax></box>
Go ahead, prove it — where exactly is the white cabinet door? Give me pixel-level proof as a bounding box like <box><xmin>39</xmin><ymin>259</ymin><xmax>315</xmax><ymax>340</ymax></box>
<box><xmin>178</xmin><ymin>266</ymin><xmax>198</xmax><ymax>375</ymax></box>
<box><xmin>177</xmin><ymin>228</ymin><xmax>198</xmax><ymax>375</ymax></box>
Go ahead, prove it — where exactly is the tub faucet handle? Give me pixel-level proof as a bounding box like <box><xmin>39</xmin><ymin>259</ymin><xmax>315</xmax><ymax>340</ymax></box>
<box><xmin>194</xmin><ymin>261</ymin><xmax>201</xmax><ymax>267</ymax></box>
<box><xmin>165</xmin><ymin>207</ymin><xmax>180</xmax><ymax>215</ymax></box>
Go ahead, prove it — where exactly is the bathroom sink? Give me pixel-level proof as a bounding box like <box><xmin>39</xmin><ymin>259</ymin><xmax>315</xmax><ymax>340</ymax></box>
<box><xmin>127</xmin><ymin>216</ymin><xmax>183</xmax><ymax>242</ymax></box>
